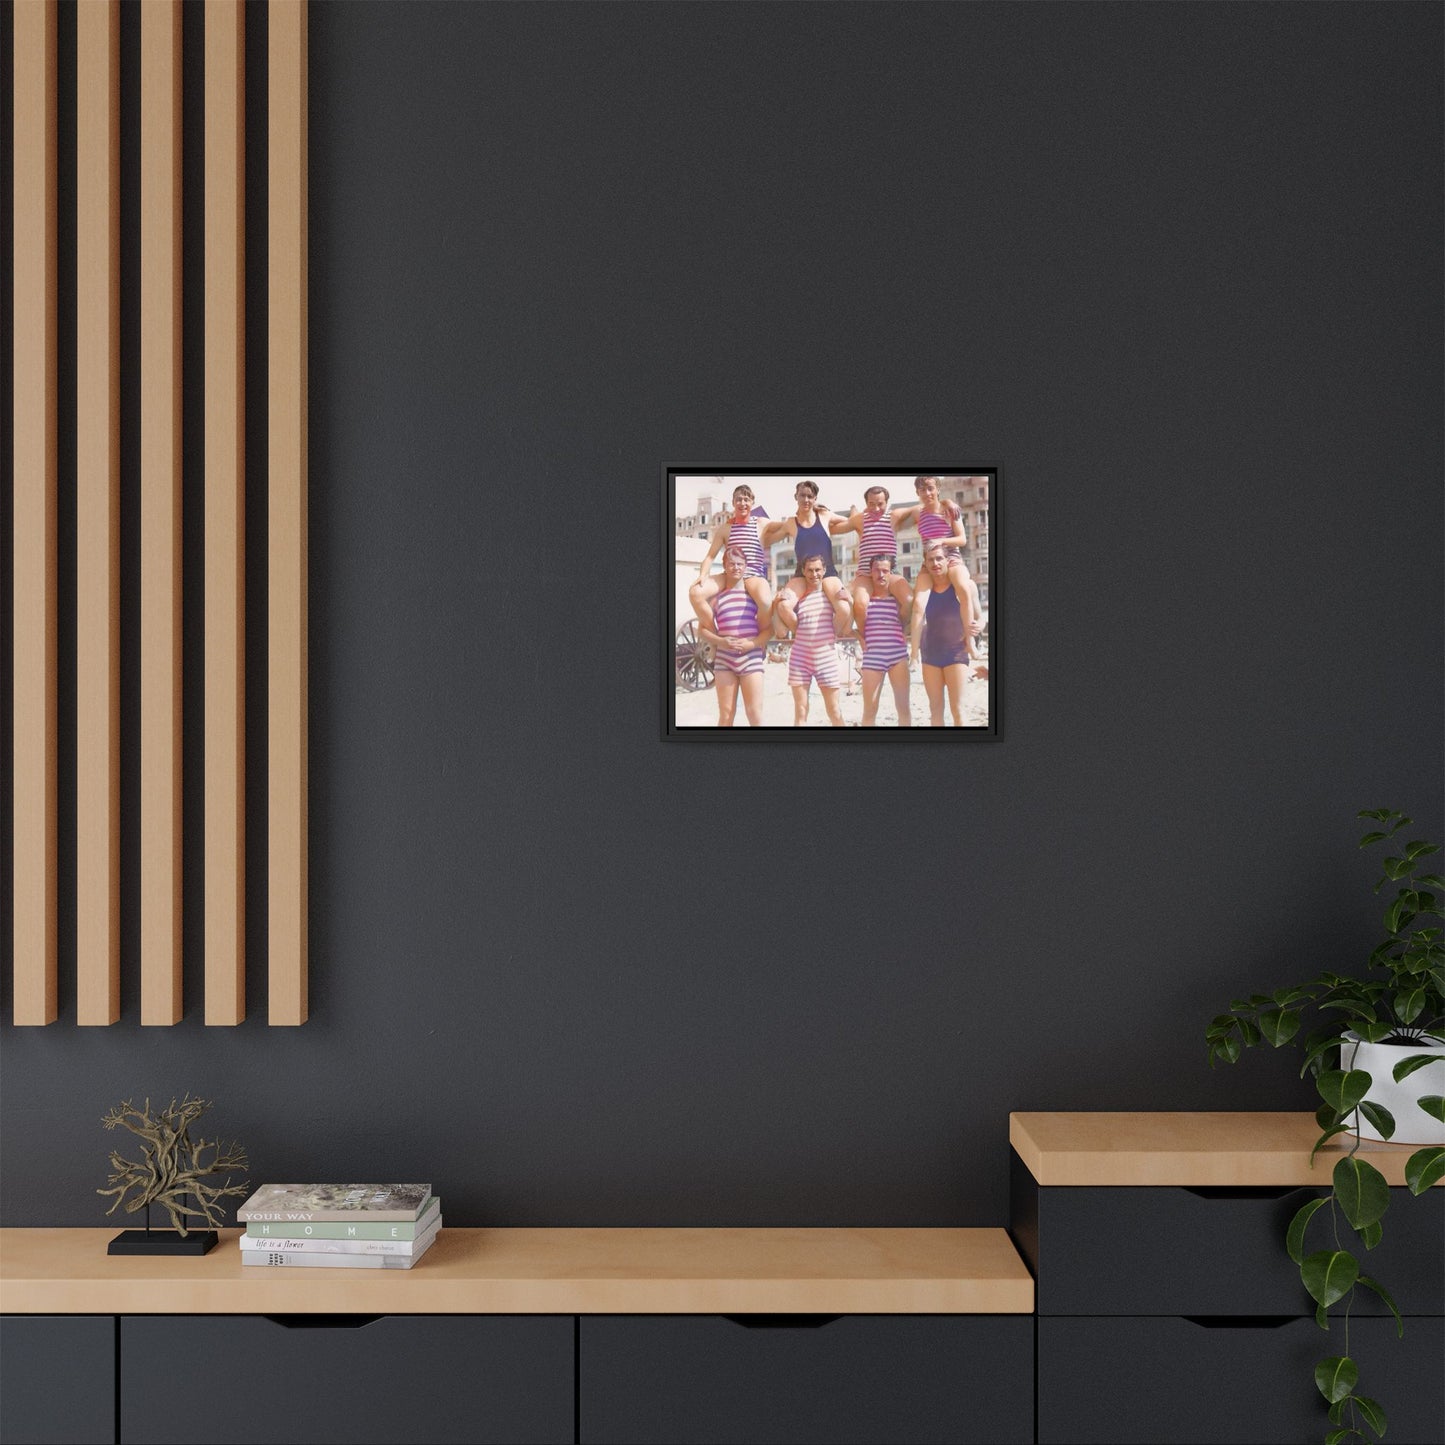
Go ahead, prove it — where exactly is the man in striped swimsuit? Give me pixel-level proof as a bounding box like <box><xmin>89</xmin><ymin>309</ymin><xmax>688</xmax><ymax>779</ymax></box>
<box><xmin>774</xmin><ymin>554</ymin><xmax>851</xmax><ymax>726</ymax></box>
<box><xmin>857</xmin><ymin>555</ymin><xmax>914</xmax><ymax>727</ymax></box>
<box><xmin>689</xmin><ymin>484</ymin><xmax>772</xmax><ymax>634</ymax></box>
<box><xmin>824</xmin><ymin>485</ymin><xmax>911</xmax><ymax>640</ymax></box>
<box><xmin>896</xmin><ymin>475</ymin><xmax>979</xmax><ymax>643</ymax></box>
<box><xmin>697</xmin><ymin>545</ymin><xmax>773</xmax><ymax>726</ymax></box>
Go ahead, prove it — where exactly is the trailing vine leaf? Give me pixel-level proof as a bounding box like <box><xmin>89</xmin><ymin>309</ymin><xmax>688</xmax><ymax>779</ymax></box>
<box><xmin>1356</xmin><ymin>1276</ymin><xmax>1403</xmax><ymax>1338</ymax></box>
<box><xmin>1353</xmin><ymin>1394</ymin><xmax>1387</xmax><ymax>1437</ymax></box>
<box><xmin>1311</xmin><ymin>1124</ymin><xmax>1353</xmax><ymax>1165</ymax></box>
<box><xmin>1301</xmin><ymin>1250</ymin><xmax>1359</xmax><ymax>1308</ymax></box>
<box><xmin>1405</xmin><ymin>1147</ymin><xmax>1445</xmax><ymax>1194</ymax></box>
<box><xmin>1415</xmin><ymin>1095</ymin><xmax>1445</xmax><ymax>1123</ymax></box>
<box><xmin>1317</xmin><ymin>1070</ymin><xmax>1372</xmax><ymax>1115</ymax></box>
<box><xmin>1357</xmin><ymin>1101</ymin><xmax>1395</xmax><ymax>1140</ymax></box>
<box><xmin>1357</xmin><ymin>1219</ymin><xmax>1382</xmax><ymax>1251</ymax></box>
<box><xmin>1315</xmin><ymin>1300</ymin><xmax>1329</xmax><ymax>1330</ymax></box>
<box><xmin>1314</xmin><ymin>1356</ymin><xmax>1358</xmax><ymax>1404</ymax></box>
<box><xmin>1286</xmin><ymin>1196</ymin><xmax>1328</xmax><ymax>1264</ymax></box>
<box><xmin>1333</xmin><ymin>1158</ymin><xmax>1390</xmax><ymax>1230</ymax></box>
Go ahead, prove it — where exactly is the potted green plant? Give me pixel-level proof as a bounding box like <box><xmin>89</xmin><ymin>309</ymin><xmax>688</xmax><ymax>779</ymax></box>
<box><xmin>1206</xmin><ymin>808</ymin><xmax>1444</xmax><ymax>1445</ymax></box>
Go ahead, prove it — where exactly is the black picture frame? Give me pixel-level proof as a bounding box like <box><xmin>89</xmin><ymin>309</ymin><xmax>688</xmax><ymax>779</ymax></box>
<box><xmin>663</xmin><ymin>465</ymin><xmax>1000</xmax><ymax>741</ymax></box>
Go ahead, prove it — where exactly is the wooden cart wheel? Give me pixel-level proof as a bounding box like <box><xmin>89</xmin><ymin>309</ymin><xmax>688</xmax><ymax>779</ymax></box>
<box><xmin>675</xmin><ymin>621</ymin><xmax>715</xmax><ymax>691</ymax></box>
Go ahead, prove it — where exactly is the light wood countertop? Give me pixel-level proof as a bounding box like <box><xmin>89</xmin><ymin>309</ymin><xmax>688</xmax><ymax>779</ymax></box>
<box><xmin>1010</xmin><ymin>1112</ymin><xmax>1443</xmax><ymax>1187</ymax></box>
<box><xmin>0</xmin><ymin>1227</ymin><xmax>1034</xmax><ymax>1316</ymax></box>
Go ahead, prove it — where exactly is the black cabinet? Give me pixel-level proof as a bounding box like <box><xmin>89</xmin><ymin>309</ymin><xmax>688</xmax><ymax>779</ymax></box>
<box><xmin>580</xmin><ymin>1315</ymin><xmax>1033</xmax><ymax>1445</ymax></box>
<box><xmin>1010</xmin><ymin>1152</ymin><xmax>1445</xmax><ymax>1317</ymax></box>
<box><xmin>1012</xmin><ymin>1149</ymin><xmax>1445</xmax><ymax>1445</ymax></box>
<box><xmin>0</xmin><ymin>1316</ymin><xmax>116</xmax><ymax>1445</ymax></box>
<box><xmin>119</xmin><ymin>1315</ymin><xmax>574</xmax><ymax>1445</ymax></box>
<box><xmin>1038</xmin><ymin>1315</ymin><xmax>1445</xmax><ymax>1445</ymax></box>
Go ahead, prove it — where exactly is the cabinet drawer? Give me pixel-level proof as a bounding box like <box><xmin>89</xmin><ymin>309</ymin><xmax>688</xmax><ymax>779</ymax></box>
<box><xmin>120</xmin><ymin>1315</ymin><xmax>572</xmax><ymax>1444</ymax></box>
<box><xmin>1011</xmin><ymin>1151</ymin><xmax>1445</xmax><ymax>1315</ymax></box>
<box><xmin>580</xmin><ymin>1315</ymin><xmax>1031</xmax><ymax>1445</ymax></box>
<box><xmin>1038</xmin><ymin>1315</ymin><xmax>1445</xmax><ymax>1444</ymax></box>
<box><xmin>0</xmin><ymin>1317</ymin><xmax>115</xmax><ymax>1445</ymax></box>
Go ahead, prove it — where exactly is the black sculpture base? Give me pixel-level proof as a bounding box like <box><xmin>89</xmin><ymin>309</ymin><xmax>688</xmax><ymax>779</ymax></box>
<box><xmin>108</xmin><ymin>1229</ymin><xmax>218</xmax><ymax>1256</ymax></box>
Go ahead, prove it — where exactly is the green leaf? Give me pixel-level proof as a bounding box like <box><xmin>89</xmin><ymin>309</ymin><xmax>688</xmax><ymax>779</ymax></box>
<box><xmin>1358</xmin><ymin>830</ymin><xmax>1388</xmax><ymax>846</ymax></box>
<box><xmin>1209</xmin><ymin>1035</ymin><xmax>1241</xmax><ymax>1066</ymax></box>
<box><xmin>1384</xmin><ymin>856</ymin><xmax>1410</xmax><ymax>879</ymax></box>
<box><xmin>1258</xmin><ymin>1007</ymin><xmax>1301</xmax><ymax>1047</ymax></box>
<box><xmin>1353</xmin><ymin>1020</ymin><xmax>1395</xmax><ymax>1043</ymax></box>
<box><xmin>1386</xmin><ymin>892</ymin><xmax>1418</xmax><ymax>933</ymax></box>
<box><xmin>1394</xmin><ymin>988</ymin><xmax>1425</xmax><ymax>1025</ymax></box>
<box><xmin>1312</xmin><ymin>1124</ymin><xmax>1354</xmax><ymax>1164</ymax></box>
<box><xmin>1324</xmin><ymin>1428</ymin><xmax>1363</xmax><ymax>1445</ymax></box>
<box><xmin>1286</xmin><ymin>1196</ymin><xmax>1329</xmax><ymax>1264</ymax></box>
<box><xmin>1315</xmin><ymin>1355</ymin><xmax>1358</xmax><ymax>1403</ymax></box>
<box><xmin>1358</xmin><ymin>1101</ymin><xmax>1395</xmax><ymax>1139</ymax></box>
<box><xmin>1354</xmin><ymin>1394</ymin><xmax>1388</xmax><ymax>1437</ymax></box>
<box><xmin>1328</xmin><ymin>1399</ymin><xmax>1346</xmax><ymax>1426</ymax></box>
<box><xmin>1416</xmin><ymin>873</ymin><xmax>1445</xmax><ymax>890</ymax></box>
<box><xmin>1302</xmin><ymin>1250</ymin><xmax>1359</xmax><ymax>1307</ymax></box>
<box><xmin>1316</xmin><ymin>1102</ymin><xmax>1343</xmax><ymax>1130</ymax></box>
<box><xmin>1302</xmin><ymin>1032</ymin><xmax>1345</xmax><ymax>1078</ymax></box>
<box><xmin>1404</xmin><ymin>840</ymin><xmax>1440</xmax><ymax>861</ymax></box>
<box><xmin>1357</xmin><ymin>1219</ymin><xmax>1382</xmax><ymax>1250</ymax></box>
<box><xmin>1237</xmin><ymin>1016</ymin><xmax>1262</xmax><ymax>1047</ymax></box>
<box><xmin>1417</xmin><ymin>1095</ymin><xmax>1445</xmax><ymax>1123</ymax></box>
<box><xmin>1333</xmin><ymin>1157</ymin><xmax>1390</xmax><ymax>1230</ymax></box>
<box><xmin>1405</xmin><ymin>1146</ymin><xmax>1445</xmax><ymax>1194</ymax></box>
<box><xmin>1356</xmin><ymin>1276</ymin><xmax>1403</xmax><ymax>1338</ymax></box>
<box><xmin>1391</xmin><ymin>1053</ymin><xmax>1443</xmax><ymax>1083</ymax></box>
<box><xmin>1318</xmin><ymin>1069</ymin><xmax>1372</xmax><ymax>1115</ymax></box>
<box><xmin>1316</xmin><ymin>1299</ymin><xmax>1329</xmax><ymax>1330</ymax></box>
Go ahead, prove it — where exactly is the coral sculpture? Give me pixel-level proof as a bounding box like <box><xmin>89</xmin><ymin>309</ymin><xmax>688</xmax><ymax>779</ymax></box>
<box><xmin>98</xmin><ymin>1096</ymin><xmax>249</xmax><ymax>1236</ymax></box>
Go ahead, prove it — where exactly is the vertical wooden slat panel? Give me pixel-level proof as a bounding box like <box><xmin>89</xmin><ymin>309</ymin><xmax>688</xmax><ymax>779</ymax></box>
<box><xmin>76</xmin><ymin>0</ymin><xmax>121</xmax><ymax>1026</ymax></box>
<box><xmin>11</xmin><ymin>0</ymin><xmax>59</xmax><ymax>1025</ymax></box>
<box><xmin>205</xmin><ymin>0</ymin><xmax>245</xmax><ymax>1024</ymax></box>
<box><xmin>140</xmin><ymin>0</ymin><xmax>183</xmax><ymax>1024</ymax></box>
<box><xmin>269</xmin><ymin>0</ymin><xmax>308</xmax><ymax>1024</ymax></box>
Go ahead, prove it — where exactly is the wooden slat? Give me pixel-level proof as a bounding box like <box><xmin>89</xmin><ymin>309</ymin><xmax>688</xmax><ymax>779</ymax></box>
<box><xmin>268</xmin><ymin>0</ymin><xmax>308</xmax><ymax>1024</ymax></box>
<box><xmin>11</xmin><ymin>0</ymin><xmax>58</xmax><ymax>1026</ymax></box>
<box><xmin>204</xmin><ymin>0</ymin><xmax>245</xmax><ymax>1024</ymax></box>
<box><xmin>139</xmin><ymin>0</ymin><xmax>183</xmax><ymax>1024</ymax></box>
<box><xmin>75</xmin><ymin>0</ymin><xmax>121</xmax><ymax>1026</ymax></box>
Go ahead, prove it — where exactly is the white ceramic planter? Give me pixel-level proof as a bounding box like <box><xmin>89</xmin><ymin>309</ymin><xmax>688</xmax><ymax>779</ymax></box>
<box><xmin>1341</xmin><ymin>1031</ymin><xmax>1445</xmax><ymax>1145</ymax></box>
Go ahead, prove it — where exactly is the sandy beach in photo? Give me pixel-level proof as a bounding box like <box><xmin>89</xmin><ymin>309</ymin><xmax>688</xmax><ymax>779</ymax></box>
<box><xmin>675</xmin><ymin>642</ymin><xmax>989</xmax><ymax>729</ymax></box>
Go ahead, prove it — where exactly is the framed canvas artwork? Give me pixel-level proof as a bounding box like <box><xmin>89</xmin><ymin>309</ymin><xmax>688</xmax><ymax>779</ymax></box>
<box><xmin>664</xmin><ymin>466</ymin><xmax>999</xmax><ymax>740</ymax></box>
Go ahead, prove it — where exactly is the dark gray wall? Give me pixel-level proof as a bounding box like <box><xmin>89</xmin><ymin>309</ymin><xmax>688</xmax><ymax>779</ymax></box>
<box><xmin>3</xmin><ymin>1</ymin><xmax>1441</xmax><ymax>1228</ymax></box>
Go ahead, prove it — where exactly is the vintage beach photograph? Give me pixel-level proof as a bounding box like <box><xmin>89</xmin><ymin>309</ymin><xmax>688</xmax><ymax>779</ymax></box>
<box><xmin>665</xmin><ymin>468</ymin><xmax>997</xmax><ymax>738</ymax></box>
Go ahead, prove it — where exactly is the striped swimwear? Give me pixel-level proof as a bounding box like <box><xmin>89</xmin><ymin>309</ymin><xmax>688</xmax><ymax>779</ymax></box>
<box><xmin>711</xmin><ymin>583</ymin><xmax>764</xmax><ymax>675</ymax></box>
<box><xmin>855</xmin><ymin>510</ymin><xmax>897</xmax><ymax>579</ymax></box>
<box><xmin>787</xmin><ymin>588</ymin><xmax>842</xmax><ymax>689</ymax></box>
<box><xmin>726</xmin><ymin>515</ymin><xmax>769</xmax><ymax>578</ymax></box>
<box><xmin>861</xmin><ymin>594</ymin><xmax>908</xmax><ymax>672</ymax></box>
<box><xmin>917</xmin><ymin>506</ymin><xmax>964</xmax><ymax>559</ymax></box>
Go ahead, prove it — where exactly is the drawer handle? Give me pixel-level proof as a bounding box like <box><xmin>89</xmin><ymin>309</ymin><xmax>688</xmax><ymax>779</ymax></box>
<box><xmin>724</xmin><ymin>1315</ymin><xmax>842</xmax><ymax>1329</ymax></box>
<box><xmin>1180</xmin><ymin>1187</ymin><xmax>1309</xmax><ymax>1201</ymax></box>
<box><xmin>1183</xmin><ymin>1316</ymin><xmax>1296</xmax><ymax>1329</ymax></box>
<box><xmin>263</xmin><ymin>1315</ymin><xmax>384</xmax><ymax>1329</ymax></box>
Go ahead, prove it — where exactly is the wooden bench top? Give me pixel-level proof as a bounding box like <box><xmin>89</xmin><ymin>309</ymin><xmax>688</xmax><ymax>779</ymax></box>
<box><xmin>0</xmin><ymin>1226</ymin><xmax>1034</xmax><ymax>1315</ymax></box>
<box><xmin>1010</xmin><ymin>1112</ymin><xmax>1439</xmax><ymax>1187</ymax></box>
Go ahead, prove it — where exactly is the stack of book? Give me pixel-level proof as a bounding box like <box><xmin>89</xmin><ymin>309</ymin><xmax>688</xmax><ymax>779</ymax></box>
<box><xmin>236</xmin><ymin>1184</ymin><xmax>441</xmax><ymax>1270</ymax></box>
